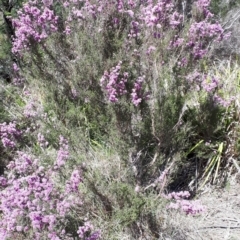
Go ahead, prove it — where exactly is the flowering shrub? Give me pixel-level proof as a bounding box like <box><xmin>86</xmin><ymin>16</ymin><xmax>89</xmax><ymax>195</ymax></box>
<box><xmin>24</xmin><ymin>101</ymin><xmax>38</xmax><ymax>118</ymax></box>
<box><xmin>37</xmin><ymin>133</ymin><xmax>49</xmax><ymax>148</ymax></box>
<box><xmin>100</xmin><ymin>62</ymin><xmax>149</xmax><ymax>106</ymax></box>
<box><xmin>0</xmin><ymin>122</ymin><xmax>22</xmax><ymax>149</ymax></box>
<box><xmin>0</xmin><ymin>136</ymin><xmax>100</xmax><ymax>239</ymax></box>
<box><xmin>12</xmin><ymin>0</ymin><xmax>58</xmax><ymax>54</ymax></box>
<box><xmin>2</xmin><ymin>0</ymin><xmax>237</xmax><ymax>238</ymax></box>
<box><xmin>187</xmin><ymin>21</ymin><xmax>224</xmax><ymax>59</ymax></box>
<box><xmin>141</xmin><ymin>0</ymin><xmax>180</xmax><ymax>30</ymax></box>
<box><xmin>100</xmin><ymin>61</ymin><xmax>128</xmax><ymax>103</ymax></box>
<box><xmin>11</xmin><ymin>62</ymin><xmax>24</xmax><ymax>85</ymax></box>
<box><xmin>11</xmin><ymin>0</ymin><xmax>225</xmax><ymax>58</ymax></box>
<box><xmin>55</xmin><ymin>135</ymin><xmax>69</xmax><ymax>168</ymax></box>
<box><xmin>10</xmin><ymin>0</ymin><xmax>226</xmax><ymax>105</ymax></box>
<box><xmin>131</xmin><ymin>75</ymin><xmax>149</xmax><ymax>106</ymax></box>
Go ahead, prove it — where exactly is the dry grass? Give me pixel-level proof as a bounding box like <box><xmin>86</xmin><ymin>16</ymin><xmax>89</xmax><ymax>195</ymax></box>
<box><xmin>162</xmin><ymin>175</ymin><xmax>240</xmax><ymax>240</ymax></box>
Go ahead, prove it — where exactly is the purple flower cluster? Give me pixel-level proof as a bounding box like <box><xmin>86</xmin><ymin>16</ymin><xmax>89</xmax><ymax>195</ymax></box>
<box><xmin>196</xmin><ymin>0</ymin><xmax>212</xmax><ymax>18</ymax></box>
<box><xmin>166</xmin><ymin>191</ymin><xmax>205</xmax><ymax>215</ymax></box>
<box><xmin>12</xmin><ymin>1</ymin><xmax>58</xmax><ymax>54</ymax></box>
<box><xmin>139</xmin><ymin>0</ymin><xmax>184</xmax><ymax>43</ymax></box>
<box><xmin>141</xmin><ymin>0</ymin><xmax>175</xmax><ymax>29</ymax></box>
<box><xmin>0</xmin><ymin>140</ymin><xmax>99</xmax><ymax>239</ymax></box>
<box><xmin>201</xmin><ymin>76</ymin><xmax>219</xmax><ymax>92</ymax></box>
<box><xmin>169</xmin><ymin>36</ymin><xmax>184</xmax><ymax>48</ymax></box>
<box><xmin>12</xmin><ymin>62</ymin><xmax>25</xmax><ymax>85</ymax></box>
<box><xmin>86</xmin><ymin>231</ymin><xmax>101</xmax><ymax>240</ymax></box>
<box><xmin>213</xmin><ymin>94</ymin><xmax>235</xmax><ymax>108</ymax></box>
<box><xmin>186</xmin><ymin>71</ymin><xmax>235</xmax><ymax>107</ymax></box>
<box><xmin>167</xmin><ymin>190</ymin><xmax>191</xmax><ymax>200</ymax></box>
<box><xmin>77</xmin><ymin>221</ymin><xmax>93</xmax><ymax>238</ymax></box>
<box><xmin>55</xmin><ymin>135</ymin><xmax>69</xmax><ymax>168</ymax></box>
<box><xmin>65</xmin><ymin>169</ymin><xmax>83</xmax><ymax>193</ymax></box>
<box><xmin>24</xmin><ymin>101</ymin><xmax>38</xmax><ymax>118</ymax></box>
<box><xmin>128</xmin><ymin>20</ymin><xmax>141</xmax><ymax>38</ymax></box>
<box><xmin>37</xmin><ymin>133</ymin><xmax>49</xmax><ymax>148</ymax></box>
<box><xmin>100</xmin><ymin>63</ymin><xmax>149</xmax><ymax>106</ymax></box>
<box><xmin>100</xmin><ymin>61</ymin><xmax>128</xmax><ymax>103</ymax></box>
<box><xmin>137</xmin><ymin>0</ymin><xmax>224</xmax><ymax>61</ymax></box>
<box><xmin>0</xmin><ymin>122</ymin><xmax>22</xmax><ymax>148</ymax></box>
<box><xmin>146</xmin><ymin>45</ymin><xmax>156</xmax><ymax>55</ymax></box>
<box><xmin>76</xmin><ymin>221</ymin><xmax>100</xmax><ymax>240</ymax></box>
<box><xmin>187</xmin><ymin>20</ymin><xmax>224</xmax><ymax>59</ymax></box>
<box><xmin>12</xmin><ymin>63</ymin><xmax>20</xmax><ymax>72</ymax></box>
<box><xmin>62</xmin><ymin>0</ymin><xmax>85</xmax><ymax>34</ymax></box>
<box><xmin>131</xmin><ymin>76</ymin><xmax>149</xmax><ymax>106</ymax></box>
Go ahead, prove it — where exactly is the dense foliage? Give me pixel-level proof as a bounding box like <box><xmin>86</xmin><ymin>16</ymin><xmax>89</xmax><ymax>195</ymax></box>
<box><xmin>1</xmin><ymin>0</ymin><xmax>240</xmax><ymax>239</ymax></box>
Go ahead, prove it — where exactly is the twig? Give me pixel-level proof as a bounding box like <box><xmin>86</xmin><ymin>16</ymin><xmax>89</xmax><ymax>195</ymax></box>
<box><xmin>222</xmin><ymin>9</ymin><xmax>240</xmax><ymax>31</ymax></box>
<box><xmin>198</xmin><ymin>225</ymin><xmax>240</xmax><ymax>230</ymax></box>
<box><xmin>230</xmin><ymin>157</ymin><xmax>240</xmax><ymax>173</ymax></box>
<box><xmin>221</xmin><ymin>218</ymin><xmax>239</xmax><ymax>222</ymax></box>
